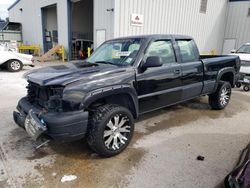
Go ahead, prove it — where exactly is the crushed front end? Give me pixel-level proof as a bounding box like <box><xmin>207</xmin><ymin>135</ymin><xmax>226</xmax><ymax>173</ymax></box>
<box><xmin>13</xmin><ymin>81</ymin><xmax>88</xmax><ymax>142</ymax></box>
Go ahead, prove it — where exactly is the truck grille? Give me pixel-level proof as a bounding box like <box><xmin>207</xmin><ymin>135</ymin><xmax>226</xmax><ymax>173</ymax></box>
<box><xmin>27</xmin><ymin>82</ymin><xmax>64</xmax><ymax>108</ymax></box>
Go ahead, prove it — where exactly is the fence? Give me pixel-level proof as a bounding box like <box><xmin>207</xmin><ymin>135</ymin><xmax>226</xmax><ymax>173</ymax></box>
<box><xmin>0</xmin><ymin>30</ymin><xmax>22</xmax><ymax>42</ymax></box>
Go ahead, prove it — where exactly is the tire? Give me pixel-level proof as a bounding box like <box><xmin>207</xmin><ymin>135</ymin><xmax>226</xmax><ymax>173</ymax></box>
<box><xmin>209</xmin><ymin>81</ymin><xmax>232</xmax><ymax>110</ymax></box>
<box><xmin>87</xmin><ymin>104</ymin><xmax>134</xmax><ymax>157</ymax></box>
<box><xmin>243</xmin><ymin>85</ymin><xmax>250</xmax><ymax>92</ymax></box>
<box><xmin>236</xmin><ymin>82</ymin><xmax>241</xmax><ymax>88</ymax></box>
<box><xmin>7</xmin><ymin>60</ymin><xmax>23</xmax><ymax>72</ymax></box>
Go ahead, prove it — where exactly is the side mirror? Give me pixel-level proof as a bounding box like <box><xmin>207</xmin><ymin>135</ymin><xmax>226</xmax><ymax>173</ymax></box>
<box><xmin>142</xmin><ymin>56</ymin><xmax>163</xmax><ymax>69</ymax></box>
<box><xmin>230</xmin><ymin>49</ymin><xmax>236</xmax><ymax>53</ymax></box>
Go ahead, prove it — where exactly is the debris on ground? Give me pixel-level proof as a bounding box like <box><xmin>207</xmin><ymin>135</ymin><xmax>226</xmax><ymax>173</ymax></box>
<box><xmin>61</xmin><ymin>175</ymin><xmax>77</xmax><ymax>183</ymax></box>
<box><xmin>196</xmin><ymin>155</ymin><xmax>205</xmax><ymax>161</ymax></box>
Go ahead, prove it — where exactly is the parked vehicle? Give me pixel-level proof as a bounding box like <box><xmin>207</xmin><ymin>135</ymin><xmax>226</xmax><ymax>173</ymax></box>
<box><xmin>224</xmin><ymin>142</ymin><xmax>250</xmax><ymax>188</ymax></box>
<box><xmin>230</xmin><ymin>43</ymin><xmax>250</xmax><ymax>67</ymax></box>
<box><xmin>13</xmin><ymin>35</ymin><xmax>241</xmax><ymax>157</ymax></box>
<box><xmin>0</xmin><ymin>44</ymin><xmax>34</xmax><ymax>72</ymax></box>
<box><xmin>230</xmin><ymin>44</ymin><xmax>250</xmax><ymax>91</ymax></box>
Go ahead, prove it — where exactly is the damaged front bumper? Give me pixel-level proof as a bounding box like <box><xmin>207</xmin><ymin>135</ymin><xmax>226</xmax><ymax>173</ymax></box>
<box><xmin>13</xmin><ymin>97</ymin><xmax>89</xmax><ymax>142</ymax></box>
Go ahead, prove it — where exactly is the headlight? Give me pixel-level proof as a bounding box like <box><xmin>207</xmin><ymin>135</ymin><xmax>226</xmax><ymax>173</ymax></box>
<box><xmin>47</xmin><ymin>95</ymin><xmax>62</xmax><ymax>111</ymax></box>
<box><xmin>62</xmin><ymin>91</ymin><xmax>85</xmax><ymax>111</ymax></box>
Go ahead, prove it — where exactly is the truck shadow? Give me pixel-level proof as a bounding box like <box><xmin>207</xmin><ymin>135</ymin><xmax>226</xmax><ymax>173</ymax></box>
<box><xmin>7</xmin><ymin>92</ymin><xmax>246</xmax><ymax>162</ymax></box>
<box><xmin>4</xmin><ymin>92</ymin><xmax>247</xmax><ymax>187</ymax></box>
<box><xmin>39</xmin><ymin>98</ymin><xmax>210</xmax><ymax>159</ymax></box>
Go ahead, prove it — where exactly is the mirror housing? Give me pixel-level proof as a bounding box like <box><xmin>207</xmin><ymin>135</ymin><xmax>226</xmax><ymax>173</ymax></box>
<box><xmin>230</xmin><ymin>49</ymin><xmax>236</xmax><ymax>53</ymax></box>
<box><xmin>141</xmin><ymin>56</ymin><xmax>163</xmax><ymax>69</ymax></box>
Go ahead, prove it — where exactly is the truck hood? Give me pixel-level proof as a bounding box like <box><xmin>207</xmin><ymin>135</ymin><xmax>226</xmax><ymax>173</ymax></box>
<box><xmin>229</xmin><ymin>53</ymin><xmax>250</xmax><ymax>61</ymax></box>
<box><xmin>25</xmin><ymin>62</ymin><xmax>128</xmax><ymax>86</ymax></box>
<box><xmin>240</xmin><ymin>66</ymin><xmax>250</xmax><ymax>75</ymax></box>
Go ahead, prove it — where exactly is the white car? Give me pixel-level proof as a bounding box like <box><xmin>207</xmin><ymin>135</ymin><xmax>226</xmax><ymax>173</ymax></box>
<box><xmin>0</xmin><ymin>46</ymin><xmax>34</xmax><ymax>72</ymax></box>
<box><xmin>229</xmin><ymin>43</ymin><xmax>250</xmax><ymax>74</ymax></box>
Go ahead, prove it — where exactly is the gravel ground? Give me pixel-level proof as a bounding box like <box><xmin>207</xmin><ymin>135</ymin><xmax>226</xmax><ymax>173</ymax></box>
<box><xmin>0</xmin><ymin>63</ymin><xmax>249</xmax><ymax>188</ymax></box>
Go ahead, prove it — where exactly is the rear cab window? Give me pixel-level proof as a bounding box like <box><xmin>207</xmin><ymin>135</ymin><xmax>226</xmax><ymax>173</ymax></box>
<box><xmin>176</xmin><ymin>40</ymin><xmax>199</xmax><ymax>62</ymax></box>
<box><xmin>145</xmin><ymin>40</ymin><xmax>177</xmax><ymax>64</ymax></box>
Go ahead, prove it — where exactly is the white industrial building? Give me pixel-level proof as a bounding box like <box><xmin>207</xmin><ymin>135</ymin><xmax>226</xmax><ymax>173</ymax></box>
<box><xmin>223</xmin><ymin>0</ymin><xmax>250</xmax><ymax>54</ymax></box>
<box><xmin>7</xmin><ymin>0</ymin><xmax>250</xmax><ymax>60</ymax></box>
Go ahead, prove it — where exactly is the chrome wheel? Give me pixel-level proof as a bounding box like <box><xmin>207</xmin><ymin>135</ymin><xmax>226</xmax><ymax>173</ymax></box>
<box><xmin>10</xmin><ymin>61</ymin><xmax>21</xmax><ymax>71</ymax></box>
<box><xmin>220</xmin><ymin>87</ymin><xmax>230</xmax><ymax>106</ymax></box>
<box><xmin>103</xmin><ymin>114</ymin><xmax>131</xmax><ymax>150</ymax></box>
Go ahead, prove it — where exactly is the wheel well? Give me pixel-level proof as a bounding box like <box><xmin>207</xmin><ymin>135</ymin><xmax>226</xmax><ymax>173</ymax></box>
<box><xmin>220</xmin><ymin>72</ymin><xmax>234</xmax><ymax>87</ymax></box>
<box><xmin>3</xmin><ymin>59</ymin><xmax>22</xmax><ymax>66</ymax></box>
<box><xmin>88</xmin><ymin>94</ymin><xmax>137</xmax><ymax>118</ymax></box>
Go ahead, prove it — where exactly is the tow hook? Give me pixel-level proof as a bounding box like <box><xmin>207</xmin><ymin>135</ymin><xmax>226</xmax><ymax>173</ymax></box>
<box><xmin>34</xmin><ymin>139</ymin><xmax>50</xmax><ymax>150</ymax></box>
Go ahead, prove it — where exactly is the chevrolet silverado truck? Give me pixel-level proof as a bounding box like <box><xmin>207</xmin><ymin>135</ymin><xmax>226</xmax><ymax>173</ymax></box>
<box><xmin>13</xmin><ymin>35</ymin><xmax>241</xmax><ymax>157</ymax></box>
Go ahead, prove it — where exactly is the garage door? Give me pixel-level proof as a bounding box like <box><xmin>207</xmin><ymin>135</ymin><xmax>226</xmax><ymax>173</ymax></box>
<box><xmin>222</xmin><ymin>39</ymin><xmax>236</xmax><ymax>55</ymax></box>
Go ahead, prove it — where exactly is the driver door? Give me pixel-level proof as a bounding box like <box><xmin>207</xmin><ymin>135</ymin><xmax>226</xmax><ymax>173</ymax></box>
<box><xmin>136</xmin><ymin>39</ymin><xmax>182</xmax><ymax>114</ymax></box>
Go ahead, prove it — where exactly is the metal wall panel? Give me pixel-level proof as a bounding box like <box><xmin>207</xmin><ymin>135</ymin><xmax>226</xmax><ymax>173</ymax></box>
<box><xmin>114</xmin><ymin>0</ymin><xmax>228</xmax><ymax>54</ymax></box>
<box><xmin>94</xmin><ymin>0</ymin><xmax>115</xmax><ymax>48</ymax></box>
<box><xmin>9</xmin><ymin>0</ymin><xmax>69</xmax><ymax>53</ymax></box>
<box><xmin>224</xmin><ymin>1</ymin><xmax>250</xmax><ymax>49</ymax></box>
<box><xmin>8</xmin><ymin>0</ymin><xmax>230</xmax><ymax>54</ymax></box>
<box><xmin>9</xmin><ymin>0</ymin><xmax>115</xmax><ymax>51</ymax></box>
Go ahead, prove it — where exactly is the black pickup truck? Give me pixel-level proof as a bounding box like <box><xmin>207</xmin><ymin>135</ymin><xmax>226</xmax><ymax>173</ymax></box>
<box><xmin>13</xmin><ymin>35</ymin><xmax>240</xmax><ymax>157</ymax></box>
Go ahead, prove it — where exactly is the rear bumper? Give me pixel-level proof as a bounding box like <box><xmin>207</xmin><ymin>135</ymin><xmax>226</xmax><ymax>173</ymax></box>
<box><xmin>13</xmin><ymin>97</ymin><xmax>89</xmax><ymax>142</ymax></box>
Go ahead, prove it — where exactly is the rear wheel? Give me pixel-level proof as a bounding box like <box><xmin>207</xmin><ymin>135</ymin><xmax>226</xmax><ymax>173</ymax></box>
<box><xmin>209</xmin><ymin>81</ymin><xmax>231</xmax><ymax>110</ymax></box>
<box><xmin>87</xmin><ymin>104</ymin><xmax>134</xmax><ymax>157</ymax></box>
<box><xmin>7</xmin><ymin>60</ymin><xmax>23</xmax><ymax>72</ymax></box>
<box><xmin>243</xmin><ymin>85</ymin><xmax>250</xmax><ymax>92</ymax></box>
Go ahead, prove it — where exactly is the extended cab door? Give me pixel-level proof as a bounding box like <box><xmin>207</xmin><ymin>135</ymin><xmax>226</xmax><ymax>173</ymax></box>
<box><xmin>136</xmin><ymin>38</ymin><xmax>182</xmax><ymax>114</ymax></box>
<box><xmin>174</xmin><ymin>39</ymin><xmax>204</xmax><ymax>100</ymax></box>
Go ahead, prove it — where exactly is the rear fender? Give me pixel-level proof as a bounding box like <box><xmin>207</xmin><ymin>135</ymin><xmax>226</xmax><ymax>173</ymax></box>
<box><xmin>216</xmin><ymin>67</ymin><xmax>235</xmax><ymax>89</ymax></box>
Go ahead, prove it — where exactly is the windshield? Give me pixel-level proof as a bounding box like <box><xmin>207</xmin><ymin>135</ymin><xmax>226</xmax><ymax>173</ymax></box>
<box><xmin>237</xmin><ymin>44</ymin><xmax>250</xmax><ymax>54</ymax></box>
<box><xmin>87</xmin><ymin>39</ymin><xmax>142</xmax><ymax>66</ymax></box>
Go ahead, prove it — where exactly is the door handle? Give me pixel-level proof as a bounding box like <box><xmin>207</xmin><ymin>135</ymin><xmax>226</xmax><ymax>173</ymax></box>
<box><xmin>174</xmin><ymin>69</ymin><xmax>181</xmax><ymax>74</ymax></box>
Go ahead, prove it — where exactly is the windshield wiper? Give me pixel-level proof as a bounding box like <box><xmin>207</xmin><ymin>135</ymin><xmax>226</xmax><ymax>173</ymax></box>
<box><xmin>237</xmin><ymin>52</ymin><xmax>250</xmax><ymax>54</ymax></box>
<box><xmin>95</xmin><ymin>61</ymin><xmax>117</xmax><ymax>66</ymax></box>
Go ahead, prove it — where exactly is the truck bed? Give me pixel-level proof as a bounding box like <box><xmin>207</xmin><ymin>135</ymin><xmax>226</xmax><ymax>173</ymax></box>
<box><xmin>200</xmin><ymin>55</ymin><xmax>240</xmax><ymax>73</ymax></box>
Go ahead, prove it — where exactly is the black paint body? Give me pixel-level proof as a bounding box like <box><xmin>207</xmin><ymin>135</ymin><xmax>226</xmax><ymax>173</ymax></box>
<box><xmin>13</xmin><ymin>35</ymin><xmax>241</xmax><ymax>142</ymax></box>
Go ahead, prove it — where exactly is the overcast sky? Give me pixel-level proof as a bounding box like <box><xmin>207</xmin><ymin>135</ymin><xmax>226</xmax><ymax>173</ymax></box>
<box><xmin>0</xmin><ymin>0</ymin><xmax>16</xmax><ymax>20</ymax></box>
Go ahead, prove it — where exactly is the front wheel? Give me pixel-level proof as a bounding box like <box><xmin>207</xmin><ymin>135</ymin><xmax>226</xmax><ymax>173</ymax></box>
<box><xmin>7</xmin><ymin>60</ymin><xmax>23</xmax><ymax>72</ymax></box>
<box><xmin>209</xmin><ymin>81</ymin><xmax>231</xmax><ymax>110</ymax></box>
<box><xmin>87</xmin><ymin>104</ymin><xmax>134</xmax><ymax>157</ymax></box>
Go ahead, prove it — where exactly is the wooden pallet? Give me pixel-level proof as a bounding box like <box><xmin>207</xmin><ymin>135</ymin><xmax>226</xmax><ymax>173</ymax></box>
<box><xmin>38</xmin><ymin>45</ymin><xmax>61</xmax><ymax>62</ymax></box>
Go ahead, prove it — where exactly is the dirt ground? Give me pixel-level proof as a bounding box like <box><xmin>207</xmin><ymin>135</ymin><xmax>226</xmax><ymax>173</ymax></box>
<box><xmin>0</xmin><ymin>63</ymin><xmax>249</xmax><ymax>188</ymax></box>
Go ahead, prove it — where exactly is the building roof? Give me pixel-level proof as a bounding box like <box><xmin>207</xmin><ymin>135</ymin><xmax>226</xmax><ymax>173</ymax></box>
<box><xmin>8</xmin><ymin>0</ymin><xmax>21</xmax><ymax>11</ymax></box>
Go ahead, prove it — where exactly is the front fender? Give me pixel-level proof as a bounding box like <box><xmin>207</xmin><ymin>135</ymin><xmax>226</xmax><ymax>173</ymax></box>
<box><xmin>0</xmin><ymin>51</ymin><xmax>33</xmax><ymax>65</ymax></box>
<box><xmin>81</xmin><ymin>84</ymin><xmax>139</xmax><ymax>117</ymax></box>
